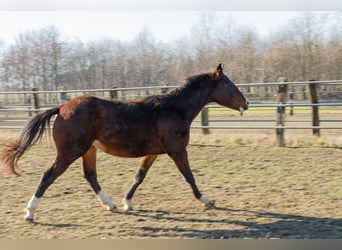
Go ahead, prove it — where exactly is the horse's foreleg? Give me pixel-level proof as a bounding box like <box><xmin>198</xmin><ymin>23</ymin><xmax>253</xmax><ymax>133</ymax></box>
<box><xmin>24</xmin><ymin>158</ymin><xmax>71</xmax><ymax>221</ymax></box>
<box><xmin>123</xmin><ymin>154</ymin><xmax>158</xmax><ymax>211</ymax></box>
<box><xmin>168</xmin><ymin>150</ymin><xmax>215</xmax><ymax>210</ymax></box>
<box><xmin>82</xmin><ymin>146</ymin><xmax>117</xmax><ymax>212</ymax></box>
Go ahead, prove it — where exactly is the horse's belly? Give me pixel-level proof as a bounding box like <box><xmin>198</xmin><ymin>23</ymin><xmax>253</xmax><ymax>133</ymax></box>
<box><xmin>93</xmin><ymin>139</ymin><xmax>163</xmax><ymax>157</ymax></box>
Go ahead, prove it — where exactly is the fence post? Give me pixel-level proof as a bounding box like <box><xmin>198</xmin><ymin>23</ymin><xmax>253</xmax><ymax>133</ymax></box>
<box><xmin>309</xmin><ymin>81</ymin><xmax>320</xmax><ymax>136</ymax></box>
<box><xmin>301</xmin><ymin>86</ymin><xmax>306</xmax><ymax>100</ymax></box>
<box><xmin>276</xmin><ymin>80</ymin><xmax>287</xmax><ymax>147</ymax></box>
<box><xmin>110</xmin><ymin>86</ymin><xmax>118</xmax><ymax>99</ymax></box>
<box><xmin>161</xmin><ymin>86</ymin><xmax>169</xmax><ymax>94</ymax></box>
<box><xmin>289</xmin><ymin>85</ymin><xmax>295</xmax><ymax>116</ymax></box>
<box><xmin>60</xmin><ymin>91</ymin><xmax>67</xmax><ymax>104</ymax></box>
<box><xmin>201</xmin><ymin>106</ymin><xmax>210</xmax><ymax>134</ymax></box>
<box><xmin>32</xmin><ymin>88</ymin><xmax>40</xmax><ymax>114</ymax></box>
<box><xmin>27</xmin><ymin>96</ymin><xmax>32</xmax><ymax>117</ymax></box>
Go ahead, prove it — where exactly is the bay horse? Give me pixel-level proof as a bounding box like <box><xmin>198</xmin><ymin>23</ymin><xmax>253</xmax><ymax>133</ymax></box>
<box><xmin>1</xmin><ymin>63</ymin><xmax>249</xmax><ymax>221</ymax></box>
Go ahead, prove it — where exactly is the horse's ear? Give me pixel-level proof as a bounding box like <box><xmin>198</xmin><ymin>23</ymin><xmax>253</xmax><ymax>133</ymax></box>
<box><xmin>213</xmin><ymin>63</ymin><xmax>224</xmax><ymax>78</ymax></box>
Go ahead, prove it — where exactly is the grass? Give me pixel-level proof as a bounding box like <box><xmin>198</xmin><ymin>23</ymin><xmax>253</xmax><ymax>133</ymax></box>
<box><xmin>0</xmin><ymin>129</ymin><xmax>341</xmax><ymax>239</ymax></box>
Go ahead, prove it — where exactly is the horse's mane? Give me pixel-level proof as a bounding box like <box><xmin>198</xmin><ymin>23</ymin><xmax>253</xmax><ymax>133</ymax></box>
<box><xmin>135</xmin><ymin>72</ymin><xmax>212</xmax><ymax>108</ymax></box>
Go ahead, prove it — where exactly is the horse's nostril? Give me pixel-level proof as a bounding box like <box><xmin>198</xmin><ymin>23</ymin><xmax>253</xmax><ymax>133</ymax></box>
<box><xmin>242</xmin><ymin>95</ymin><xmax>249</xmax><ymax>108</ymax></box>
<box><xmin>243</xmin><ymin>102</ymin><xmax>249</xmax><ymax>110</ymax></box>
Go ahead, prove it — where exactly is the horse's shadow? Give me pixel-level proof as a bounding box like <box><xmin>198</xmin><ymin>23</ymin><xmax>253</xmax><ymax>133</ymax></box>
<box><xmin>28</xmin><ymin>220</ymin><xmax>81</xmax><ymax>228</ymax></box>
<box><xmin>128</xmin><ymin>207</ymin><xmax>342</xmax><ymax>239</ymax></box>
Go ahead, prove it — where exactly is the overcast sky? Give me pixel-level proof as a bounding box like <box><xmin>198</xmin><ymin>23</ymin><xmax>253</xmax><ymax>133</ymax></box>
<box><xmin>0</xmin><ymin>0</ymin><xmax>341</xmax><ymax>44</ymax></box>
<box><xmin>0</xmin><ymin>11</ymin><xmax>308</xmax><ymax>44</ymax></box>
<box><xmin>0</xmin><ymin>0</ymin><xmax>341</xmax><ymax>11</ymax></box>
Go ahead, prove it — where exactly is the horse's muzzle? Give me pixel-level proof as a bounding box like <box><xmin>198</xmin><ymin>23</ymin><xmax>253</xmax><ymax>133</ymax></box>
<box><xmin>239</xmin><ymin>98</ymin><xmax>249</xmax><ymax>116</ymax></box>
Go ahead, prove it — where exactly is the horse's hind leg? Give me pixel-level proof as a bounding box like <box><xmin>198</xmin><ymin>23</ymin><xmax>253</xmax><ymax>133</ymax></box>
<box><xmin>123</xmin><ymin>154</ymin><xmax>158</xmax><ymax>211</ymax></box>
<box><xmin>82</xmin><ymin>146</ymin><xmax>117</xmax><ymax>212</ymax></box>
<box><xmin>24</xmin><ymin>157</ymin><xmax>73</xmax><ymax>221</ymax></box>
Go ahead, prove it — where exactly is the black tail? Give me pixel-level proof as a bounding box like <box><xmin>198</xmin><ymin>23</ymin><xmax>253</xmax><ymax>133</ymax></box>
<box><xmin>1</xmin><ymin>107</ymin><xmax>60</xmax><ymax>175</ymax></box>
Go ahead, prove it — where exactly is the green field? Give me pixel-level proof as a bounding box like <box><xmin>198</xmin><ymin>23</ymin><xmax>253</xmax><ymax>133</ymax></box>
<box><xmin>0</xmin><ymin>129</ymin><xmax>341</xmax><ymax>239</ymax></box>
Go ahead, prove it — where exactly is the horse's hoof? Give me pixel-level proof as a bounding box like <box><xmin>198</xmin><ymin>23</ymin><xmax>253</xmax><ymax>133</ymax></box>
<box><xmin>24</xmin><ymin>216</ymin><xmax>34</xmax><ymax>223</ymax></box>
<box><xmin>204</xmin><ymin>200</ymin><xmax>216</xmax><ymax>211</ymax></box>
<box><xmin>122</xmin><ymin>199</ymin><xmax>134</xmax><ymax>212</ymax></box>
<box><xmin>123</xmin><ymin>205</ymin><xmax>134</xmax><ymax>212</ymax></box>
<box><xmin>109</xmin><ymin>206</ymin><xmax>119</xmax><ymax>213</ymax></box>
<box><xmin>24</xmin><ymin>208</ymin><xmax>35</xmax><ymax>222</ymax></box>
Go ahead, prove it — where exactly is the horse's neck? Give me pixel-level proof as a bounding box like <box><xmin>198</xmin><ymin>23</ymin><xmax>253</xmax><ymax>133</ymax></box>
<box><xmin>171</xmin><ymin>80</ymin><xmax>214</xmax><ymax>122</ymax></box>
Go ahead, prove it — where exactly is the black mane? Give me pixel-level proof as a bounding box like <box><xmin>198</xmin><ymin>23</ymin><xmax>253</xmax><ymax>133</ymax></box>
<box><xmin>137</xmin><ymin>72</ymin><xmax>212</xmax><ymax>109</ymax></box>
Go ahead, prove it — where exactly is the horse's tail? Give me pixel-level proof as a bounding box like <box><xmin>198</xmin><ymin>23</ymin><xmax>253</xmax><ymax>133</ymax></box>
<box><xmin>1</xmin><ymin>107</ymin><xmax>60</xmax><ymax>176</ymax></box>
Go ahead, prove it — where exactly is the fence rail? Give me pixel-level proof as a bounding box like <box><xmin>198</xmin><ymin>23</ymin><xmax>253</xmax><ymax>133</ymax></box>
<box><xmin>1</xmin><ymin>80</ymin><xmax>341</xmax><ymax>147</ymax></box>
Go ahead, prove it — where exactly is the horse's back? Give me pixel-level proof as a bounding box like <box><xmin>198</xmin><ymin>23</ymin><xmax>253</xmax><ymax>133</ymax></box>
<box><xmin>53</xmin><ymin>95</ymin><xmax>164</xmax><ymax>157</ymax></box>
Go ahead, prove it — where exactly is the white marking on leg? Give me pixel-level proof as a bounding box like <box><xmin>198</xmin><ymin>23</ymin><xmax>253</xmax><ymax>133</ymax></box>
<box><xmin>24</xmin><ymin>195</ymin><xmax>40</xmax><ymax>221</ymax></box>
<box><xmin>122</xmin><ymin>198</ymin><xmax>133</xmax><ymax>212</ymax></box>
<box><xmin>200</xmin><ymin>195</ymin><xmax>215</xmax><ymax>209</ymax></box>
<box><xmin>200</xmin><ymin>196</ymin><xmax>210</xmax><ymax>205</ymax></box>
<box><xmin>97</xmin><ymin>190</ymin><xmax>117</xmax><ymax>212</ymax></box>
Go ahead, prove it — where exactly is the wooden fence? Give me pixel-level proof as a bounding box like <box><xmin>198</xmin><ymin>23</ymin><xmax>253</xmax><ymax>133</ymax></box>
<box><xmin>1</xmin><ymin>80</ymin><xmax>341</xmax><ymax>147</ymax></box>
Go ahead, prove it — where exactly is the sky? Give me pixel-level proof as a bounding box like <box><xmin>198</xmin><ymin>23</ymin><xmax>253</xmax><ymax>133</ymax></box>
<box><xmin>0</xmin><ymin>11</ymin><xmax>304</xmax><ymax>44</ymax></box>
<box><xmin>0</xmin><ymin>0</ymin><xmax>341</xmax><ymax>44</ymax></box>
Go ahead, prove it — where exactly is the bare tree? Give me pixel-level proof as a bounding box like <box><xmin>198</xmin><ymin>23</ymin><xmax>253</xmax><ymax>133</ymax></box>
<box><xmin>286</xmin><ymin>12</ymin><xmax>328</xmax><ymax>81</ymax></box>
<box><xmin>128</xmin><ymin>28</ymin><xmax>172</xmax><ymax>89</ymax></box>
<box><xmin>324</xmin><ymin>13</ymin><xmax>342</xmax><ymax>80</ymax></box>
<box><xmin>4</xmin><ymin>33</ymin><xmax>32</xmax><ymax>90</ymax></box>
<box><xmin>263</xmin><ymin>32</ymin><xmax>299</xmax><ymax>82</ymax></box>
<box><xmin>1</xmin><ymin>12</ymin><xmax>342</xmax><ymax>94</ymax></box>
<box><xmin>263</xmin><ymin>12</ymin><xmax>330</xmax><ymax>82</ymax></box>
<box><xmin>233</xmin><ymin>30</ymin><xmax>262</xmax><ymax>83</ymax></box>
<box><xmin>190</xmin><ymin>12</ymin><xmax>220</xmax><ymax>72</ymax></box>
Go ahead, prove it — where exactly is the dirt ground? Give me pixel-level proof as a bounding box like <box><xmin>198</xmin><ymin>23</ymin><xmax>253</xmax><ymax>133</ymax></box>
<box><xmin>0</xmin><ymin>129</ymin><xmax>341</xmax><ymax>239</ymax></box>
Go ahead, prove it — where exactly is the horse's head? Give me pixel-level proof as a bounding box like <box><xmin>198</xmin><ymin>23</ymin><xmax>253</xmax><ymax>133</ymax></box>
<box><xmin>210</xmin><ymin>63</ymin><xmax>249</xmax><ymax>114</ymax></box>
